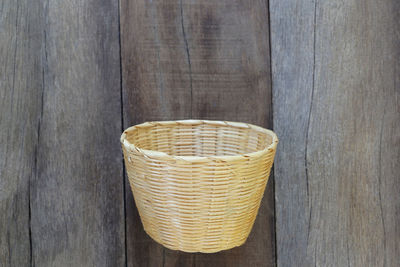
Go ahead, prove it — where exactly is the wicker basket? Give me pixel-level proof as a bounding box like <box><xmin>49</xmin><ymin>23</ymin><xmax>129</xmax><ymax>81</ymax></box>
<box><xmin>121</xmin><ymin>120</ymin><xmax>278</xmax><ymax>253</ymax></box>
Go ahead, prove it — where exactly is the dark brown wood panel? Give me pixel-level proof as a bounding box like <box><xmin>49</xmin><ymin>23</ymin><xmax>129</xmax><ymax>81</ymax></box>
<box><xmin>30</xmin><ymin>0</ymin><xmax>125</xmax><ymax>266</ymax></box>
<box><xmin>0</xmin><ymin>0</ymin><xmax>44</xmax><ymax>265</ymax></box>
<box><xmin>120</xmin><ymin>0</ymin><xmax>191</xmax><ymax>266</ymax></box>
<box><xmin>271</xmin><ymin>0</ymin><xmax>400</xmax><ymax>266</ymax></box>
<box><xmin>121</xmin><ymin>0</ymin><xmax>274</xmax><ymax>266</ymax></box>
<box><xmin>189</xmin><ymin>1</ymin><xmax>274</xmax><ymax>266</ymax></box>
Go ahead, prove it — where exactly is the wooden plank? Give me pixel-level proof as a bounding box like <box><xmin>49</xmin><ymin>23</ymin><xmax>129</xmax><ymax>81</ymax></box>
<box><xmin>271</xmin><ymin>0</ymin><xmax>400</xmax><ymax>266</ymax></box>
<box><xmin>120</xmin><ymin>0</ymin><xmax>191</xmax><ymax>266</ymax></box>
<box><xmin>30</xmin><ymin>0</ymin><xmax>125</xmax><ymax>266</ymax></box>
<box><xmin>269</xmin><ymin>0</ymin><xmax>315</xmax><ymax>266</ymax></box>
<box><xmin>0</xmin><ymin>0</ymin><xmax>44</xmax><ymax>265</ymax></box>
<box><xmin>121</xmin><ymin>0</ymin><xmax>275</xmax><ymax>266</ymax></box>
<box><xmin>189</xmin><ymin>0</ymin><xmax>274</xmax><ymax>266</ymax></box>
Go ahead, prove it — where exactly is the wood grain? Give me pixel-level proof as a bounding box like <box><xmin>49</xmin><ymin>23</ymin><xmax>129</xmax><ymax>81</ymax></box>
<box><xmin>269</xmin><ymin>0</ymin><xmax>315</xmax><ymax>266</ymax></box>
<box><xmin>121</xmin><ymin>0</ymin><xmax>274</xmax><ymax>266</ymax></box>
<box><xmin>189</xmin><ymin>1</ymin><xmax>274</xmax><ymax>266</ymax></box>
<box><xmin>120</xmin><ymin>0</ymin><xmax>191</xmax><ymax>266</ymax></box>
<box><xmin>1</xmin><ymin>0</ymin><xmax>397</xmax><ymax>266</ymax></box>
<box><xmin>271</xmin><ymin>0</ymin><xmax>400</xmax><ymax>266</ymax></box>
<box><xmin>0</xmin><ymin>0</ymin><xmax>43</xmax><ymax>265</ymax></box>
<box><xmin>30</xmin><ymin>0</ymin><xmax>125</xmax><ymax>266</ymax></box>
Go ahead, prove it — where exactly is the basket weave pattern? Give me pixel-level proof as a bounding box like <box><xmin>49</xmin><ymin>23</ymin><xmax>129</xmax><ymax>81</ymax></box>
<box><xmin>121</xmin><ymin>120</ymin><xmax>278</xmax><ymax>253</ymax></box>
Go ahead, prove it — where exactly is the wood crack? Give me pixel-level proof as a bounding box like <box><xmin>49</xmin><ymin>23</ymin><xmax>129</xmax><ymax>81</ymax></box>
<box><xmin>116</xmin><ymin>0</ymin><xmax>127</xmax><ymax>266</ymax></box>
<box><xmin>7</xmin><ymin>232</ymin><xmax>12</xmax><ymax>267</ymax></box>
<box><xmin>31</xmin><ymin>10</ymin><xmax>49</xmax><ymax>267</ymax></box>
<box><xmin>10</xmin><ymin>0</ymin><xmax>20</xmax><ymax>127</ymax></box>
<box><xmin>150</xmin><ymin>1</ymin><xmax>167</xmax><ymax>115</ymax></box>
<box><xmin>179</xmin><ymin>0</ymin><xmax>193</xmax><ymax>118</ymax></box>
<box><xmin>378</xmin><ymin>102</ymin><xmax>387</xmax><ymax>267</ymax></box>
<box><xmin>306</xmin><ymin>0</ymin><xmax>317</xmax><ymax>247</ymax></box>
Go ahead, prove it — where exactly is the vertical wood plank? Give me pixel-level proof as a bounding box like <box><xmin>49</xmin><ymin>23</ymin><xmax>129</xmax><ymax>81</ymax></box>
<box><xmin>189</xmin><ymin>0</ymin><xmax>274</xmax><ymax>266</ymax></box>
<box><xmin>121</xmin><ymin>0</ymin><xmax>274</xmax><ymax>266</ymax></box>
<box><xmin>0</xmin><ymin>0</ymin><xmax>43</xmax><ymax>265</ymax></box>
<box><xmin>30</xmin><ymin>0</ymin><xmax>125</xmax><ymax>266</ymax></box>
<box><xmin>120</xmin><ymin>0</ymin><xmax>191</xmax><ymax>266</ymax></box>
<box><xmin>271</xmin><ymin>0</ymin><xmax>400</xmax><ymax>266</ymax></box>
<box><xmin>269</xmin><ymin>0</ymin><xmax>315</xmax><ymax>266</ymax></box>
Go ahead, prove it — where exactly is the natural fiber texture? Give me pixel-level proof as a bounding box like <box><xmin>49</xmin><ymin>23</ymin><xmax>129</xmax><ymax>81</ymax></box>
<box><xmin>121</xmin><ymin>120</ymin><xmax>278</xmax><ymax>253</ymax></box>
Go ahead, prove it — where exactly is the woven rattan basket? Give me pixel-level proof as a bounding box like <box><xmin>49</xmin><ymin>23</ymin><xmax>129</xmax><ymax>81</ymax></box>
<box><xmin>121</xmin><ymin>120</ymin><xmax>278</xmax><ymax>253</ymax></box>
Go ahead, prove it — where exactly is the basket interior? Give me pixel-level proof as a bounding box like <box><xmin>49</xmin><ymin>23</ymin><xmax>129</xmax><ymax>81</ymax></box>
<box><xmin>124</xmin><ymin>122</ymin><xmax>273</xmax><ymax>157</ymax></box>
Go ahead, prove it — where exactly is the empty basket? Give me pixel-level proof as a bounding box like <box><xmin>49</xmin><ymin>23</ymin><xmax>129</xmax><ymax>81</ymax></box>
<box><xmin>121</xmin><ymin>120</ymin><xmax>278</xmax><ymax>253</ymax></box>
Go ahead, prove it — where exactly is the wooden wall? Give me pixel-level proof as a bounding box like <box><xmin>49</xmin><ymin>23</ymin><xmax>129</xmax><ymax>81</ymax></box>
<box><xmin>120</xmin><ymin>1</ymin><xmax>274</xmax><ymax>266</ymax></box>
<box><xmin>270</xmin><ymin>0</ymin><xmax>400</xmax><ymax>266</ymax></box>
<box><xmin>0</xmin><ymin>0</ymin><xmax>398</xmax><ymax>266</ymax></box>
<box><xmin>1</xmin><ymin>0</ymin><xmax>124</xmax><ymax>266</ymax></box>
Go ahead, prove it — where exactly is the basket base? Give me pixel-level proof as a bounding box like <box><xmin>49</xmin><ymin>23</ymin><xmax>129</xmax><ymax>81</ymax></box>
<box><xmin>144</xmin><ymin>228</ymin><xmax>248</xmax><ymax>253</ymax></box>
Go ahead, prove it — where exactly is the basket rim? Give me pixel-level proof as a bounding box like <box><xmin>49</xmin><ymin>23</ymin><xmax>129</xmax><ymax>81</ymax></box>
<box><xmin>120</xmin><ymin>119</ymin><xmax>278</xmax><ymax>162</ymax></box>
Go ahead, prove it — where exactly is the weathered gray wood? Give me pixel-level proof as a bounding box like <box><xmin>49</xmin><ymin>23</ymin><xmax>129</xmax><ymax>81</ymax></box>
<box><xmin>0</xmin><ymin>0</ymin><xmax>43</xmax><ymax>265</ymax></box>
<box><xmin>30</xmin><ymin>0</ymin><xmax>125</xmax><ymax>266</ymax></box>
<box><xmin>121</xmin><ymin>0</ymin><xmax>275</xmax><ymax>266</ymax></box>
<box><xmin>271</xmin><ymin>0</ymin><xmax>400</xmax><ymax>266</ymax></box>
<box><xmin>269</xmin><ymin>0</ymin><xmax>315</xmax><ymax>266</ymax></box>
<box><xmin>120</xmin><ymin>0</ymin><xmax>191</xmax><ymax>266</ymax></box>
